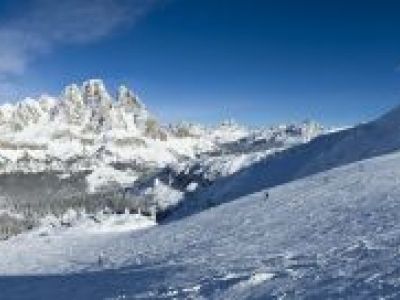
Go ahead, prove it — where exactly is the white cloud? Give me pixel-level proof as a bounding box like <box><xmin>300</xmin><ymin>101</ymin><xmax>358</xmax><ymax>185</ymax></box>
<box><xmin>0</xmin><ymin>0</ymin><xmax>160</xmax><ymax>77</ymax></box>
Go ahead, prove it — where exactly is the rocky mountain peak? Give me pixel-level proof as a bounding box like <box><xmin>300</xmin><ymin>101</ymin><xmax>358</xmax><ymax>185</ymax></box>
<box><xmin>0</xmin><ymin>79</ymin><xmax>154</xmax><ymax>133</ymax></box>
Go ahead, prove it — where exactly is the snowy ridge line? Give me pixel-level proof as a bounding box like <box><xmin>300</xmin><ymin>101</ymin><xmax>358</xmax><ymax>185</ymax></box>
<box><xmin>0</xmin><ymin>79</ymin><xmax>324</xmax><ymax>174</ymax></box>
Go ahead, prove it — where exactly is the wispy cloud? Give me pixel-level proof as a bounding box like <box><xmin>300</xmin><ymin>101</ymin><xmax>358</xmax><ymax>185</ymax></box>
<box><xmin>0</xmin><ymin>0</ymin><xmax>161</xmax><ymax>99</ymax></box>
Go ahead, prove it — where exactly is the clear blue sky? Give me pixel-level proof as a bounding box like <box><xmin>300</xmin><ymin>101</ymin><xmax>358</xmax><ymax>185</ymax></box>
<box><xmin>0</xmin><ymin>0</ymin><xmax>400</xmax><ymax>126</ymax></box>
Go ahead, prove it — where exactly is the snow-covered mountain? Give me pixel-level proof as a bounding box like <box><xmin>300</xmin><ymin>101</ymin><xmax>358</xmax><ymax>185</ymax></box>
<box><xmin>0</xmin><ymin>79</ymin><xmax>173</xmax><ymax>173</ymax></box>
<box><xmin>0</xmin><ymin>80</ymin><xmax>325</xmax><ymax>238</ymax></box>
<box><xmin>3</xmin><ymin>80</ymin><xmax>400</xmax><ymax>299</ymax></box>
<box><xmin>0</xmin><ymin>80</ymin><xmax>323</xmax><ymax>175</ymax></box>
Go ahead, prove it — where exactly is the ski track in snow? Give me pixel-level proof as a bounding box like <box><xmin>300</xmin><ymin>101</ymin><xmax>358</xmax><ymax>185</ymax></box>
<box><xmin>1</xmin><ymin>150</ymin><xmax>400</xmax><ymax>299</ymax></box>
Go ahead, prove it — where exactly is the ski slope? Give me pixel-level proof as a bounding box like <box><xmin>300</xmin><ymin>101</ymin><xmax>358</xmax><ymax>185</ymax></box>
<box><xmin>169</xmin><ymin>105</ymin><xmax>400</xmax><ymax>220</ymax></box>
<box><xmin>1</xmin><ymin>149</ymin><xmax>400</xmax><ymax>299</ymax></box>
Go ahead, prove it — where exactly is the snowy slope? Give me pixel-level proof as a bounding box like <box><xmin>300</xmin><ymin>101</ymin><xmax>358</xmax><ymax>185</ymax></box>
<box><xmin>1</xmin><ymin>150</ymin><xmax>400</xmax><ymax>299</ymax></box>
<box><xmin>169</xmin><ymin>104</ymin><xmax>400</xmax><ymax>220</ymax></box>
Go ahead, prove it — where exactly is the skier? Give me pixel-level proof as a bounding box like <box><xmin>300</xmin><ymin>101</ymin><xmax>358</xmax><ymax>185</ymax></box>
<box><xmin>264</xmin><ymin>191</ymin><xmax>269</xmax><ymax>201</ymax></box>
<box><xmin>98</xmin><ymin>251</ymin><xmax>105</xmax><ymax>267</ymax></box>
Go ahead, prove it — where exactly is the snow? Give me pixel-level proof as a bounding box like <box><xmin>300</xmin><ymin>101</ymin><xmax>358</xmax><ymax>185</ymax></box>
<box><xmin>186</xmin><ymin>181</ymin><xmax>198</xmax><ymax>192</ymax></box>
<box><xmin>0</xmin><ymin>80</ymin><xmax>323</xmax><ymax>179</ymax></box>
<box><xmin>0</xmin><ymin>79</ymin><xmax>339</xmax><ymax>299</ymax></box>
<box><xmin>83</xmin><ymin>213</ymin><xmax>155</xmax><ymax>234</ymax></box>
<box><xmin>150</xmin><ymin>181</ymin><xmax>184</xmax><ymax>210</ymax></box>
<box><xmin>2</xmin><ymin>149</ymin><xmax>400</xmax><ymax>299</ymax></box>
<box><xmin>86</xmin><ymin>165</ymin><xmax>138</xmax><ymax>193</ymax></box>
<box><xmin>164</xmin><ymin>104</ymin><xmax>400</xmax><ymax>221</ymax></box>
<box><xmin>207</xmin><ymin>120</ymin><xmax>250</xmax><ymax>143</ymax></box>
<box><xmin>0</xmin><ymin>209</ymin><xmax>24</xmax><ymax>220</ymax></box>
<box><xmin>248</xmin><ymin>272</ymin><xmax>275</xmax><ymax>285</ymax></box>
<box><xmin>0</xmin><ymin>212</ymin><xmax>155</xmax><ymax>275</ymax></box>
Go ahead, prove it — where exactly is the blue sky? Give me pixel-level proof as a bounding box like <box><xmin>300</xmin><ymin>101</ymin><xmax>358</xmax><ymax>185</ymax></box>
<box><xmin>0</xmin><ymin>0</ymin><xmax>400</xmax><ymax>126</ymax></box>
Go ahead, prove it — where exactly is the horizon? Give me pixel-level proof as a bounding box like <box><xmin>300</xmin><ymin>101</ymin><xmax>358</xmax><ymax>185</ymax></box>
<box><xmin>0</xmin><ymin>77</ymin><xmax>346</xmax><ymax>128</ymax></box>
<box><xmin>0</xmin><ymin>0</ymin><xmax>400</xmax><ymax>126</ymax></box>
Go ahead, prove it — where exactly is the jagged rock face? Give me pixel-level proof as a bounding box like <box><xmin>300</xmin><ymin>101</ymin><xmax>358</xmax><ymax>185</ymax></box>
<box><xmin>0</xmin><ymin>97</ymin><xmax>53</xmax><ymax>131</ymax></box>
<box><xmin>0</xmin><ymin>79</ymin><xmax>325</xmax><ymax>177</ymax></box>
<box><xmin>51</xmin><ymin>79</ymin><xmax>149</xmax><ymax>132</ymax></box>
<box><xmin>0</xmin><ymin>80</ymin><xmax>168</xmax><ymax>173</ymax></box>
<box><xmin>0</xmin><ymin>79</ymin><xmax>151</xmax><ymax>134</ymax></box>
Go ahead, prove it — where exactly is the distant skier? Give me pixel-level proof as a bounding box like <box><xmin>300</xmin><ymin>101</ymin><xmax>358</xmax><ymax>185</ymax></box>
<box><xmin>98</xmin><ymin>251</ymin><xmax>105</xmax><ymax>267</ymax></box>
<box><xmin>264</xmin><ymin>191</ymin><xmax>269</xmax><ymax>201</ymax></box>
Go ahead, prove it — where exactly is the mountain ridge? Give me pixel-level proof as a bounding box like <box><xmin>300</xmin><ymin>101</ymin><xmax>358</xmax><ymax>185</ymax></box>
<box><xmin>0</xmin><ymin>79</ymin><xmax>325</xmax><ymax>238</ymax></box>
<box><xmin>0</xmin><ymin>79</ymin><xmax>324</xmax><ymax>175</ymax></box>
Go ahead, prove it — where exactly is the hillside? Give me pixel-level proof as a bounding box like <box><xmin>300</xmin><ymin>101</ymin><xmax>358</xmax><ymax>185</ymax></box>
<box><xmin>1</xmin><ymin>147</ymin><xmax>400</xmax><ymax>299</ymax></box>
<box><xmin>168</xmin><ymin>104</ymin><xmax>400</xmax><ymax>220</ymax></box>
